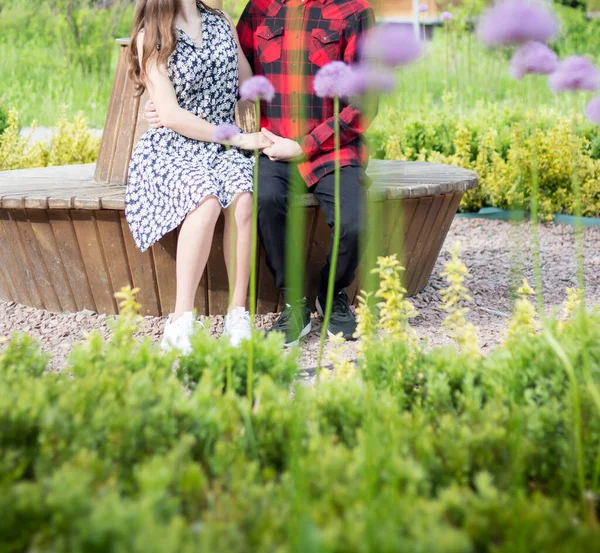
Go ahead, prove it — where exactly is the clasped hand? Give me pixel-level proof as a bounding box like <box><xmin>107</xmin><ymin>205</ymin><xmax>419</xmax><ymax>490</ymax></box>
<box><xmin>145</xmin><ymin>100</ymin><xmax>303</xmax><ymax>161</ymax></box>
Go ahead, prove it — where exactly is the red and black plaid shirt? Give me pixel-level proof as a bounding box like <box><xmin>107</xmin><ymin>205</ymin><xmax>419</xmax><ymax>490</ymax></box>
<box><xmin>236</xmin><ymin>0</ymin><xmax>375</xmax><ymax>187</ymax></box>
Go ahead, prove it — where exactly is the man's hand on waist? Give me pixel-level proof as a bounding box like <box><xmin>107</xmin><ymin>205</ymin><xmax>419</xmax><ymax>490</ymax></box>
<box><xmin>261</xmin><ymin>128</ymin><xmax>305</xmax><ymax>162</ymax></box>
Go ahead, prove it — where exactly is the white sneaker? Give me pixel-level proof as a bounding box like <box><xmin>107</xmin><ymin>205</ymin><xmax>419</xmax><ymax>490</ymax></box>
<box><xmin>222</xmin><ymin>306</ymin><xmax>252</xmax><ymax>347</ymax></box>
<box><xmin>160</xmin><ymin>312</ymin><xmax>203</xmax><ymax>355</ymax></box>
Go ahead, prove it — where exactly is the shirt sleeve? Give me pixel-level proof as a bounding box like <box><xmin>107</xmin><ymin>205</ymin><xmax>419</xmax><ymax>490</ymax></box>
<box><xmin>236</xmin><ymin>4</ymin><xmax>255</xmax><ymax>72</ymax></box>
<box><xmin>301</xmin><ymin>7</ymin><xmax>376</xmax><ymax>160</ymax></box>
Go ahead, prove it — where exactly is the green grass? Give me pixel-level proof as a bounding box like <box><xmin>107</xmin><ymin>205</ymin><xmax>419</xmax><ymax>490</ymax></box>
<box><xmin>1</xmin><ymin>3</ymin><xmax>599</xmax><ymax>128</ymax></box>
<box><xmin>0</xmin><ymin>41</ymin><xmax>116</xmax><ymax>128</ymax></box>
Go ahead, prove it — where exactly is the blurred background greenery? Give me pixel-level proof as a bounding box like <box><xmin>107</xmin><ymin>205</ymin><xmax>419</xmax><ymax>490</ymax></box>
<box><xmin>1</xmin><ymin>0</ymin><xmax>600</xmax><ymax>215</ymax></box>
<box><xmin>1</xmin><ymin>0</ymin><xmax>599</xmax><ymax>127</ymax></box>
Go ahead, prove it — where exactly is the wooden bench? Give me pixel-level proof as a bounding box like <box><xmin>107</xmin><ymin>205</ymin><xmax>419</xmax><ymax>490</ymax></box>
<box><xmin>0</xmin><ymin>161</ymin><xmax>476</xmax><ymax>316</ymax></box>
<box><xmin>0</xmin><ymin>37</ymin><xmax>477</xmax><ymax>317</ymax></box>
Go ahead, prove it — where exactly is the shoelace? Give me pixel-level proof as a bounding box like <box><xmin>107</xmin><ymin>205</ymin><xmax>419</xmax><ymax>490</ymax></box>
<box><xmin>331</xmin><ymin>294</ymin><xmax>353</xmax><ymax>321</ymax></box>
<box><xmin>229</xmin><ymin>311</ymin><xmax>250</xmax><ymax>333</ymax></box>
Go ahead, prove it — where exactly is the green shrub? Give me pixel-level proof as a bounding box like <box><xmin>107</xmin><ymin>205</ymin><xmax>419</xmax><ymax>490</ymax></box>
<box><xmin>1</xmin><ymin>277</ymin><xmax>600</xmax><ymax>552</ymax></box>
<box><xmin>0</xmin><ymin>109</ymin><xmax>100</xmax><ymax>171</ymax></box>
<box><xmin>0</xmin><ymin>99</ymin><xmax>8</xmax><ymax>140</ymax></box>
<box><xmin>370</xmin><ymin>99</ymin><xmax>600</xmax><ymax>218</ymax></box>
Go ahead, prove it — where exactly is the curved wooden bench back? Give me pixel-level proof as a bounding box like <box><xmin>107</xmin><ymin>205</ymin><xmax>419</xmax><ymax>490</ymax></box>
<box><xmin>95</xmin><ymin>39</ymin><xmax>256</xmax><ymax>185</ymax></box>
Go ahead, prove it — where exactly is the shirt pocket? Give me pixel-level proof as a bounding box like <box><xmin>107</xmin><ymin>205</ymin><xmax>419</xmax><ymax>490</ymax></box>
<box><xmin>256</xmin><ymin>25</ymin><xmax>284</xmax><ymax>64</ymax></box>
<box><xmin>308</xmin><ymin>28</ymin><xmax>342</xmax><ymax>67</ymax></box>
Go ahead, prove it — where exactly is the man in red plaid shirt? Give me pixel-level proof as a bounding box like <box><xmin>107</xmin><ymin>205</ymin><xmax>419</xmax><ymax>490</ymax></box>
<box><xmin>239</xmin><ymin>0</ymin><xmax>376</xmax><ymax>345</ymax></box>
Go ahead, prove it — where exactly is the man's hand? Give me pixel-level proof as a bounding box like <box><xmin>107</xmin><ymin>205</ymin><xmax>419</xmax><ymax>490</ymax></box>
<box><xmin>229</xmin><ymin>132</ymin><xmax>273</xmax><ymax>151</ymax></box>
<box><xmin>145</xmin><ymin>100</ymin><xmax>164</xmax><ymax>129</ymax></box>
<box><xmin>261</xmin><ymin>128</ymin><xmax>304</xmax><ymax>162</ymax></box>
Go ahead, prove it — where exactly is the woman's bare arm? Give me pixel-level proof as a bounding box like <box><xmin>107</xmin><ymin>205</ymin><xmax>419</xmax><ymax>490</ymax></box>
<box><xmin>137</xmin><ymin>34</ymin><xmax>267</xmax><ymax>149</ymax></box>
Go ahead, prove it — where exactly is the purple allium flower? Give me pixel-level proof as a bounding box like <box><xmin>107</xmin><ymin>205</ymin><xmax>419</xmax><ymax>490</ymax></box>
<box><xmin>212</xmin><ymin>124</ymin><xmax>241</xmax><ymax>142</ymax></box>
<box><xmin>585</xmin><ymin>96</ymin><xmax>600</xmax><ymax>124</ymax></box>
<box><xmin>549</xmin><ymin>56</ymin><xmax>600</xmax><ymax>93</ymax></box>
<box><xmin>240</xmin><ymin>76</ymin><xmax>275</xmax><ymax>102</ymax></box>
<box><xmin>419</xmin><ymin>3</ymin><xmax>429</xmax><ymax>12</ymax></box>
<box><xmin>361</xmin><ymin>23</ymin><xmax>422</xmax><ymax>68</ymax></box>
<box><xmin>440</xmin><ymin>11</ymin><xmax>453</xmax><ymax>22</ymax></box>
<box><xmin>314</xmin><ymin>61</ymin><xmax>353</xmax><ymax>98</ymax></box>
<box><xmin>346</xmin><ymin>64</ymin><xmax>396</xmax><ymax>96</ymax></box>
<box><xmin>477</xmin><ymin>0</ymin><xmax>559</xmax><ymax>47</ymax></box>
<box><xmin>509</xmin><ymin>41</ymin><xmax>558</xmax><ymax>80</ymax></box>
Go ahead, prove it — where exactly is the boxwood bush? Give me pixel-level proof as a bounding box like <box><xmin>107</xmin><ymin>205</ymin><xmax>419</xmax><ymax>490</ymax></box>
<box><xmin>1</xmin><ymin>278</ymin><xmax>600</xmax><ymax>552</ymax></box>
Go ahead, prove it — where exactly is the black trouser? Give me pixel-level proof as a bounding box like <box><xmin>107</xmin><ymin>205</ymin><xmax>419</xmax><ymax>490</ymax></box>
<box><xmin>257</xmin><ymin>156</ymin><xmax>365</xmax><ymax>302</ymax></box>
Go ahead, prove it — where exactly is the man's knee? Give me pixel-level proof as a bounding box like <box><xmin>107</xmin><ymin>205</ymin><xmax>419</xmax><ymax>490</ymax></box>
<box><xmin>257</xmin><ymin>183</ymin><xmax>287</xmax><ymax>213</ymax></box>
<box><xmin>339</xmin><ymin>214</ymin><xmax>362</xmax><ymax>243</ymax></box>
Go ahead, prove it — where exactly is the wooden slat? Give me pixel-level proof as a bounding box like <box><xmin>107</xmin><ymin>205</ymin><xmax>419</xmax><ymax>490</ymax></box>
<box><xmin>0</xmin><ymin>260</ymin><xmax>10</xmax><ymax>302</ymax></box>
<box><xmin>235</xmin><ymin>100</ymin><xmax>258</xmax><ymax>133</ymax></box>
<box><xmin>11</xmin><ymin>209</ymin><xmax>62</xmax><ymax>312</ymax></box>
<box><xmin>95</xmin><ymin>210</ymin><xmax>132</xmax><ymax>311</ymax></box>
<box><xmin>403</xmin><ymin>197</ymin><xmax>434</xmax><ymax>288</ymax></box>
<box><xmin>151</xmin><ymin>230</ymin><xmax>178</xmax><ymax>316</ymax></box>
<box><xmin>407</xmin><ymin>192</ymin><xmax>454</xmax><ymax>293</ymax></box>
<box><xmin>405</xmin><ymin>194</ymin><xmax>446</xmax><ymax>294</ymax></box>
<box><xmin>71</xmin><ymin>210</ymin><xmax>118</xmax><ymax>314</ymax></box>
<box><xmin>96</xmin><ymin>48</ymin><xmax>129</xmax><ymax>183</ymax></box>
<box><xmin>0</xmin><ymin>209</ymin><xmax>22</xmax><ymax>304</ymax></box>
<box><xmin>119</xmin><ymin>212</ymin><xmax>160</xmax><ymax>316</ymax></box>
<box><xmin>132</xmin><ymin>91</ymin><xmax>150</xmax><ymax>148</ymax></box>
<box><xmin>5</xmin><ymin>210</ymin><xmax>43</xmax><ymax>308</ymax></box>
<box><xmin>109</xmin><ymin>77</ymin><xmax>141</xmax><ymax>185</ymax></box>
<box><xmin>27</xmin><ymin>209</ymin><xmax>78</xmax><ymax>312</ymax></box>
<box><xmin>48</xmin><ymin>210</ymin><xmax>97</xmax><ymax>312</ymax></box>
<box><xmin>413</xmin><ymin>192</ymin><xmax>464</xmax><ymax>294</ymax></box>
<box><xmin>206</xmin><ymin>215</ymin><xmax>230</xmax><ymax>315</ymax></box>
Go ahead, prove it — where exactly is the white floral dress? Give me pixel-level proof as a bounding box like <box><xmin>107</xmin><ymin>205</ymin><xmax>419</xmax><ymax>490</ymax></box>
<box><xmin>126</xmin><ymin>6</ymin><xmax>254</xmax><ymax>252</ymax></box>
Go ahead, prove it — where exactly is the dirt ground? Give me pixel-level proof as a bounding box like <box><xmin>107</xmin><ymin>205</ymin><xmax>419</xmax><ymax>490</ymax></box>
<box><xmin>1</xmin><ymin>218</ymin><xmax>599</xmax><ymax>373</ymax></box>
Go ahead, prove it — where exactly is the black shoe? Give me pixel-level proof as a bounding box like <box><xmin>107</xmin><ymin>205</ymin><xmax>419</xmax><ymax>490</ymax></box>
<box><xmin>315</xmin><ymin>290</ymin><xmax>357</xmax><ymax>341</ymax></box>
<box><xmin>267</xmin><ymin>301</ymin><xmax>312</xmax><ymax>347</ymax></box>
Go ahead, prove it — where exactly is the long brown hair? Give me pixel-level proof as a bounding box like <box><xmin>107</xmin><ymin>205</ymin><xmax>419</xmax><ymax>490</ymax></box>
<box><xmin>127</xmin><ymin>0</ymin><xmax>220</xmax><ymax>96</ymax></box>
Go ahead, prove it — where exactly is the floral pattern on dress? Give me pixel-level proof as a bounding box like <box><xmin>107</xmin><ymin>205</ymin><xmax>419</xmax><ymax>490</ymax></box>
<box><xmin>126</xmin><ymin>6</ymin><xmax>254</xmax><ymax>252</ymax></box>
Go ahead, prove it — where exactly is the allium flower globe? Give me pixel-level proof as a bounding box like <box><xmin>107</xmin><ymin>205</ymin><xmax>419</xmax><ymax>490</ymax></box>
<box><xmin>509</xmin><ymin>41</ymin><xmax>558</xmax><ymax>80</ymax></box>
<box><xmin>240</xmin><ymin>75</ymin><xmax>275</xmax><ymax>102</ymax></box>
<box><xmin>419</xmin><ymin>3</ymin><xmax>429</xmax><ymax>12</ymax></box>
<box><xmin>440</xmin><ymin>11</ymin><xmax>453</xmax><ymax>22</ymax></box>
<box><xmin>584</xmin><ymin>97</ymin><xmax>600</xmax><ymax>124</ymax></box>
<box><xmin>549</xmin><ymin>56</ymin><xmax>600</xmax><ymax>93</ymax></box>
<box><xmin>212</xmin><ymin>124</ymin><xmax>241</xmax><ymax>142</ymax></box>
<box><xmin>314</xmin><ymin>61</ymin><xmax>353</xmax><ymax>98</ymax></box>
<box><xmin>477</xmin><ymin>0</ymin><xmax>559</xmax><ymax>47</ymax></box>
<box><xmin>346</xmin><ymin>65</ymin><xmax>396</xmax><ymax>96</ymax></box>
<box><xmin>361</xmin><ymin>23</ymin><xmax>422</xmax><ymax>68</ymax></box>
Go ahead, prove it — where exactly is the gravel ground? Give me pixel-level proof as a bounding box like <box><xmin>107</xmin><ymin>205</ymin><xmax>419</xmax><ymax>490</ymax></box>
<box><xmin>1</xmin><ymin>218</ymin><xmax>599</xmax><ymax>373</ymax></box>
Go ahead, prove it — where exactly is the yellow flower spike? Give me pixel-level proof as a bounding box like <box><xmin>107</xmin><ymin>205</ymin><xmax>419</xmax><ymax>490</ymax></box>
<box><xmin>561</xmin><ymin>287</ymin><xmax>584</xmax><ymax>329</ymax></box>
<box><xmin>439</xmin><ymin>242</ymin><xmax>480</xmax><ymax>358</ymax></box>
<box><xmin>372</xmin><ymin>255</ymin><xmax>419</xmax><ymax>352</ymax></box>
<box><xmin>505</xmin><ymin>279</ymin><xmax>539</xmax><ymax>342</ymax></box>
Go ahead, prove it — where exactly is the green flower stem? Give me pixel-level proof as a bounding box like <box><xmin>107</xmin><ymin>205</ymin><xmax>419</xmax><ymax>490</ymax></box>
<box><xmin>526</xmin><ymin>76</ymin><xmax>544</xmax><ymax>314</ymax></box>
<box><xmin>225</xmin><ymin>142</ymin><xmax>236</xmax><ymax>309</ymax></box>
<box><xmin>247</xmin><ymin>99</ymin><xmax>261</xmax><ymax>401</ymax></box>
<box><xmin>317</xmin><ymin>96</ymin><xmax>341</xmax><ymax>373</ymax></box>
<box><xmin>571</xmin><ymin>93</ymin><xmax>585</xmax><ymax>292</ymax></box>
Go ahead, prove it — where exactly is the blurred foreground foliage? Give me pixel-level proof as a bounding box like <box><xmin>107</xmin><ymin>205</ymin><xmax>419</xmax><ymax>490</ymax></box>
<box><xmin>1</xmin><ymin>257</ymin><xmax>600</xmax><ymax>553</ymax></box>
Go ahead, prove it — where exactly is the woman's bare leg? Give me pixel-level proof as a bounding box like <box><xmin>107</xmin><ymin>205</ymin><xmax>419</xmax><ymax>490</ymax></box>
<box><xmin>173</xmin><ymin>196</ymin><xmax>222</xmax><ymax>318</ymax></box>
<box><xmin>223</xmin><ymin>192</ymin><xmax>253</xmax><ymax>309</ymax></box>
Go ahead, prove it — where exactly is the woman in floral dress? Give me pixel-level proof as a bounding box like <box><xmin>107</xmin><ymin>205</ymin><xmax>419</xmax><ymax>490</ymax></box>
<box><xmin>126</xmin><ymin>0</ymin><xmax>270</xmax><ymax>351</ymax></box>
